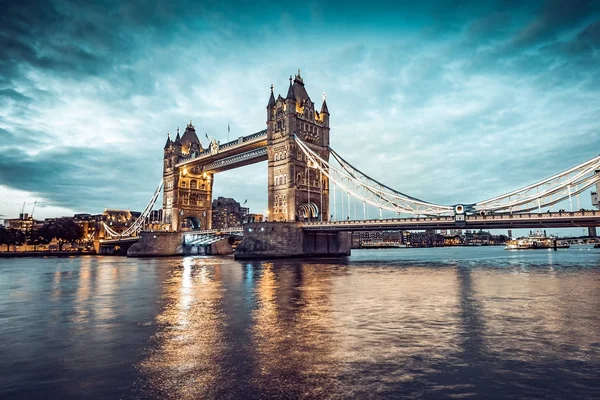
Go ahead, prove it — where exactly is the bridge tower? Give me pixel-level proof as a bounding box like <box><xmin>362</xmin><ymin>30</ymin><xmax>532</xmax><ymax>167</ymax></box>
<box><xmin>162</xmin><ymin>123</ymin><xmax>214</xmax><ymax>231</ymax></box>
<box><xmin>267</xmin><ymin>70</ymin><xmax>330</xmax><ymax>222</ymax></box>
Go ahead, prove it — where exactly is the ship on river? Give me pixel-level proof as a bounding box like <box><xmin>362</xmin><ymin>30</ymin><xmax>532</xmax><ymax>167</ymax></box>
<box><xmin>505</xmin><ymin>231</ymin><xmax>569</xmax><ymax>250</ymax></box>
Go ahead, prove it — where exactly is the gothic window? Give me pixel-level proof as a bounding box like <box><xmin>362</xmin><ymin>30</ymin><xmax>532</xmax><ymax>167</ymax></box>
<box><xmin>201</xmin><ymin>184</ymin><xmax>206</xmax><ymax>190</ymax></box>
<box><xmin>275</xmin><ymin>153</ymin><xmax>279</xmax><ymax>161</ymax></box>
<box><xmin>283</xmin><ymin>174</ymin><xmax>287</xmax><ymax>184</ymax></box>
<box><xmin>275</xmin><ymin>176</ymin><xmax>280</xmax><ymax>185</ymax></box>
<box><xmin>190</xmin><ymin>180</ymin><xmax>197</xmax><ymax>189</ymax></box>
<box><xmin>181</xmin><ymin>180</ymin><xmax>187</xmax><ymax>188</ymax></box>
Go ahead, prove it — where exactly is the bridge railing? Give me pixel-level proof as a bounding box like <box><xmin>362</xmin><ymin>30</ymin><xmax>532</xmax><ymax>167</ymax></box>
<box><xmin>177</xmin><ymin>130</ymin><xmax>268</xmax><ymax>166</ymax></box>
<box><xmin>302</xmin><ymin>210</ymin><xmax>600</xmax><ymax>227</ymax></box>
<box><xmin>201</xmin><ymin>148</ymin><xmax>267</xmax><ymax>171</ymax></box>
<box><xmin>467</xmin><ymin>210</ymin><xmax>598</xmax><ymax>221</ymax></box>
<box><xmin>185</xmin><ymin>227</ymin><xmax>243</xmax><ymax>235</ymax></box>
<box><xmin>242</xmin><ymin>130</ymin><xmax>267</xmax><ymax>142</ymax></box>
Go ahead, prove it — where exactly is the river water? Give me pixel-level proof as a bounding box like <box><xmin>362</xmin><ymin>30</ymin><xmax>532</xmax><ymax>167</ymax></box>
<box><xmin>1</xmin><ymin>246</ymin><xmax>599</xmax><ymax>399</ymax></box>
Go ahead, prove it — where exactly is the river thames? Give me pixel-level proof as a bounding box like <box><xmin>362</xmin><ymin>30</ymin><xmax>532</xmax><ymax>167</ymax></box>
<box><xmin>1</xmin><ymin>246</ymin><xmax>599</xmax><ymax>399</ymax></box>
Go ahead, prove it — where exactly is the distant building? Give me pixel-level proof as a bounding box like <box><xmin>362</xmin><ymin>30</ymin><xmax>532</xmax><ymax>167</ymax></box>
<box><xmin>4</xmin><ymin>213</ymin><xmax>35</xmax><ymax>234</ymax></box>
<box><xmin>211</xmin><ymin>197</ymin><xmax>249</xmax><ymax>229</ymax></box>
<box><xmin>351</xmin><ymin>230</ymin><xmax>404</xmax><ymax>248</ymax></box>
<box><xmin>406</xmin><ymin>231</ymin><xmax>445</xmax><ymax>248</ymax></box>
<box><xmin>100</xmin><ymin>209</ymin><xmax>140</xmax><ymax>236</ymax></box>
<box><xmin>242</xmin><ymin>213</ymin><xmax>264</xmax><ymax>224</ymax></box>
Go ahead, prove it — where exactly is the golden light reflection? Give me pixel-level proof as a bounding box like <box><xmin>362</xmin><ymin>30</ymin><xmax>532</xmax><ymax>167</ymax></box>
<box><xmin>73</xmin><ymin>257</ymin><xmax>92</xmax><ymax>325</ymax></box>
<box><xmin>251</xmin><ymin>262</ymin><xmax>341</xmax><ymax>398</ymax></box>
<box><xmin>138</xmin><ymin>258</ymin><xmax>227</xmax><ymax>399</ymax></box>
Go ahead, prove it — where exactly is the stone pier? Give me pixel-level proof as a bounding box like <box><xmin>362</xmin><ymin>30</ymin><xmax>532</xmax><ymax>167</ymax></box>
<box><xmin>234</xmin><ymin>222</ymin><xmax>351</xmax><ymax>260</ymax></box>
<box><xmin>127</xmin><ymin>231</ymin><xmax>235</xmax><ymax>257</ymax></box>
<box><xmin>127</xmin><ymin>231</ymin><xmax>185</xmax><ymax>257</ymax></box>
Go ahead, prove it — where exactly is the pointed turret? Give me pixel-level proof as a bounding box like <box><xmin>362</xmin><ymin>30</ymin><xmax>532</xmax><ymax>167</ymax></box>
<box><xmin>174</xmin><ymin>127</ymin><xmax>181</xmax><ymax>145</ymax></box>
<box><xmin>267</xmin><ymin>84</ymin><xmax>276</xmax><ymax>107</ymax></box>
<box><xmin>286</xmin><ymin>75</ymin><xmax>295</xmax><ymax>100</ymax></box>
<box><xmin>320</xmin><ymin>94</ymin><xmax>329</xmax><ymax>115</ymax></box>
<box><xmin>164</xmin><ymin>132</ymin><xmax>172</xmax><ymax>149</ymax></box>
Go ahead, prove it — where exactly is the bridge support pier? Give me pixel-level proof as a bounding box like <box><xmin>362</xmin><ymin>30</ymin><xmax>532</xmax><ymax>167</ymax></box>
<box><xmin>128</xmin><ymin>231</ymin><xmax>185</xmax><ymax>257</ymax></box>
<box><xmin>235</xmin><ymin>222</ymin><xmax>351</xmax><ymax>260</ymax></box>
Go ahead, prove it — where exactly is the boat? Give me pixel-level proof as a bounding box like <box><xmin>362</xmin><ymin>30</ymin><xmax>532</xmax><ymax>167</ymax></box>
<box><xmin>361</xmin><ymin>242</ymin><xmax>407</xmax><ymax>249</ymax></box>
<box><xmin>504</xmin><ymin>232</ymin><xmax>569</xmax><ymax>250</ymax></box>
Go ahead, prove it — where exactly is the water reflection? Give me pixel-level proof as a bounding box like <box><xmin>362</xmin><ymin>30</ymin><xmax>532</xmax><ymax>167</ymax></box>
<box><xmin>138</xmin><ymin>258</ymin><xmax>228</xmax><ymax>399</ymax></box>
<box><xmin>251</xmin><ymin>262</ymin><xmax>341</xmax><ymax>398</ymax></box>
<box><xmin>2</xmin><ymin>249</ymin><xmax>599</xmax><ymax>399</ymax></box>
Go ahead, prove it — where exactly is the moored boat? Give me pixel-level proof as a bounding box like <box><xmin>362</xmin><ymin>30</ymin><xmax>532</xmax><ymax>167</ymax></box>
<box><xmin>504</xmin><ymin>232</ymin><xmax>569</xmax><ymax>250</ymax></box>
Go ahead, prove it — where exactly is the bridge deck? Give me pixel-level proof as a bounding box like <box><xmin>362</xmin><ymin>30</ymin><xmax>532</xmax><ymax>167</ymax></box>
<box><xmin>302</xmin><ymin>211</ymin><xmax>600</xmax><ymax>231</ymax></box>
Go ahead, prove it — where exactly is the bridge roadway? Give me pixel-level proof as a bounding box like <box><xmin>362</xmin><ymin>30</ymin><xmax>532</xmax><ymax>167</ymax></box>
<box><xmin>301</xmin><ymin>210</ymin><xmax>600</xmax><ymax>231</ymax></box>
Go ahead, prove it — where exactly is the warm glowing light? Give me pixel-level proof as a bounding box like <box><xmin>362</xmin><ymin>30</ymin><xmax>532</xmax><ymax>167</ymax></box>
<box><xmin>182</xmin><ymin>168</ymin><xmax>188</xmax><ymax>176</ymax></box>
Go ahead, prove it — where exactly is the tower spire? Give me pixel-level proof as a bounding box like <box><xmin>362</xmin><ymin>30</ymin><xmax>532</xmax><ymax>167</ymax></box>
<box><xmin>320</xmin><ymin>92</ymin><xmax>329</xmax><ymax>114</ymax></box>
<box><xmin>286</xmin><ymin>75</ymin><xmax>295</xmax><ymax>100</ymax></box>
<box><xmin>268</xmin><ymin>83</ymin><xmax>276</xmax><ymax>107</ymax></box>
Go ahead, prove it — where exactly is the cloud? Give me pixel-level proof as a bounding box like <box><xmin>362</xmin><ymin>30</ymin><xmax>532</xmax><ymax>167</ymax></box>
<box><xmin>0</xmin><ymin>0</ymin><xmax>599</xmax><ymax>220</ymax></box>
<box><xmin>511</xmin><ymin>0</ymin><xmax>598</xmax><ymax>48</ymax></box>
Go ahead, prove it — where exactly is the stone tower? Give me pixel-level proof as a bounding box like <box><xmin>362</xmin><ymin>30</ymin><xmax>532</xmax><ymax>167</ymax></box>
<box><xmin>266</xmin><ymin>70</ymin><xmax>330</xmax><ymax>222</ymax></box>
<box><xmin>162</xmin><ymin>122</ymin><xmax>214</xmax><ymax>231</ymax></box>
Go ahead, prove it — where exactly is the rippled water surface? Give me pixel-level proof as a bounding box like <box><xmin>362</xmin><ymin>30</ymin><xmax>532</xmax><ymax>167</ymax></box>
<box><xmin>1</xmin><ymin>246</ymin><xmax>599</xmax><ymax>399</ymax></box>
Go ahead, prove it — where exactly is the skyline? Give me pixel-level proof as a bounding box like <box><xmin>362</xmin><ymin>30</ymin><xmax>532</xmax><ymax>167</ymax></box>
<box><xmin>1</xmin><ymin>0</ymin><xmax>599</xmax><ymax>221</ymax></box>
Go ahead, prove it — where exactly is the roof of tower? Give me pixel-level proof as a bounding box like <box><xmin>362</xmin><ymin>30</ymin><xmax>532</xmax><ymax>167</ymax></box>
<box><xmin>174</xmin><ymin>129</ymin><xmax>181</xmax><ymax>145</ymax></box>
<box><xmin>320</xmin><ymin>97</ymin><xmax>329</xmax><ymax>114</ymax></box>
<box><xmin>164</xmin><ymin>132</ymin><xmax>172</xmax><ymax>149</ymax></box>
<box><xmin>291</xmin><ymin>69</ymin><xmax>310</xmax><ymax>103</ymax></box>
<box><xmin>286</xmin><ymin>76</ymin><xmax>295</xmax><ymax>100</ymax></box>
<box><xmin>181</xmin><ymin>121</ymin><xmax>201</xmax><ymax>153</ymax></box>
<box><xmin>268</xmin><ymin>84</ymin><xmax>276</xmax><ymax>107</ymax></box>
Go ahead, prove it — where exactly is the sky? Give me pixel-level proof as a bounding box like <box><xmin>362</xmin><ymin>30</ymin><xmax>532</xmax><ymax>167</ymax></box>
<box><xmin>0</xmin><ymin>0</ymin><xmax>599</xmax><ymax>225</ymax></box>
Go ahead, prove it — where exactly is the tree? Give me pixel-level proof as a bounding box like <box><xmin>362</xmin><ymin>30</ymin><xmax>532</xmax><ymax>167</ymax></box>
<box><xmin>0</xmin><ymin>226</ymin><xmax>25</xmax><ymax>252</ymax></box>
<box><xmin>27</xmin><ymin>229</ymin><xmax>50</xmax><ymax>251</ymax></box>
<box><xmin>38</xmin><ymin>218</ymin><xmax>84</xmax><ymax>251</ymax></box>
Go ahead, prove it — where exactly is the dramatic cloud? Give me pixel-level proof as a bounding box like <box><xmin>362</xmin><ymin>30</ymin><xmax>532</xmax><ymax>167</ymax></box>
<box><xmin>0</xmin><ymin>0</ymin><xmax>599</xmax><ymax>221</ymax></box>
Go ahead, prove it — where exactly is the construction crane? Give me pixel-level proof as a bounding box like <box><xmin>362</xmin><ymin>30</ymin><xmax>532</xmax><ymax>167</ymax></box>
<box><xmin>30</xmin><ymin>199</ymin><xmax>37</xmax><ymax>219</ymax></box>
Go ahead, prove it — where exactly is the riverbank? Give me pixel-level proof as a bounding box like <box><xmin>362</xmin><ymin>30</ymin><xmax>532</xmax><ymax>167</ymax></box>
<box><xmin>0</xmin><ymin>251</ymin><xmax>96</xmax><ymax>258</ymax></box>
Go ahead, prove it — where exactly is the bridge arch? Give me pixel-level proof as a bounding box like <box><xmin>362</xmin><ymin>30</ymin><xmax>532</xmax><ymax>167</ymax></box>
<box><xmin>297</xmin><ymin>202</ymin><xmax>319</xmax><ymax>221</ymax></box>
<box><xmin>181</xmin><ymin>215</ymin><xmax>201</xmax><ymax>230</ymax></box>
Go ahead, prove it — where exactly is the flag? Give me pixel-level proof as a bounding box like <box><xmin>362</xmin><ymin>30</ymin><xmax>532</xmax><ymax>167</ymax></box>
<box><xmin>243</xmin><ymin>199</ymin><xmax>247</xmax><ymax>204</ymax></box>
<box><xmin>227</xmin><ymin>123</ymin><xmax>230</xmax><ymax>133</ymax></box>
<box><xmin>205</xmin><ymin>133</ymin><xmax>209</xmax><ymax>141</ymax></box>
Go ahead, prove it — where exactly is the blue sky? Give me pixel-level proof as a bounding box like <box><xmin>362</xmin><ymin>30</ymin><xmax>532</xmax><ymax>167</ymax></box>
<box><xmin>0</xmin><ymin>0</ymin><xmax>599</xmax><ymax>224</ymax></box>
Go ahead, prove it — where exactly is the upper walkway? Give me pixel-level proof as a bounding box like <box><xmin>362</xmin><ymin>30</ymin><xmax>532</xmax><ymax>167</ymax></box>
<box><xmin>176</xmin><ymin>130</ymin><xmax>267</xmax><ymax>172</ymax></box>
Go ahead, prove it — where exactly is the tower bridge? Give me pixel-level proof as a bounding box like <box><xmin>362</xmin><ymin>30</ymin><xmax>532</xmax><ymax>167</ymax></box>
<box><xmin>123</xmin><ymin>70</ymin><xmax>600</xmax><ymax>258</ymax></box>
